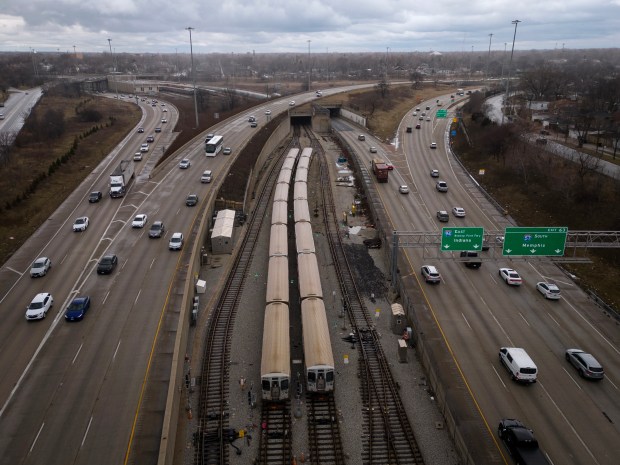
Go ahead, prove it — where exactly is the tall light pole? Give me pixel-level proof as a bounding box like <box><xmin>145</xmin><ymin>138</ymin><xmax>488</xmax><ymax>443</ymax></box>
<box><xmin>186</xmin><ymin>27</ymin><xmax>199</xmax><ymax>129</ymax></box>
<box><xmin>486</xmin><ymin>33</ymin><xmax>493</xmax><ymax>81</ymax></box>
<box><xmin>307</xmin><ymin>39</ymin><xmax>311</xmax><ymax>91</ymax></box>
<box><xmin>502</xmin><ymin>20</ymin><xmax>521</xmax><ymax>125</ymax></box>
<box><xmin>108</xmin><ymin>38</ymin><xmax>118</xmax><ymax>98</ymax></box>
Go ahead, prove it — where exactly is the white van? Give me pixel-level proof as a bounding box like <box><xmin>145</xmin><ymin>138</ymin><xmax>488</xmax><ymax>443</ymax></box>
<box><xmin>499</xmin><ymin>347</ymin><xmax>537</xmax><ymax>383</ymax></box>
<box><xmin>200</xmin><ymin>170</ymin><xmax>212</xmax><ymax>183</ymax></box>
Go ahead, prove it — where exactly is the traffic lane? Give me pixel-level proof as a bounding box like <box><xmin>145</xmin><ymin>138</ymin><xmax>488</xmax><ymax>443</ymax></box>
<box><xmin>0</xmin><ymin>189</ymin><xmax>141</xmax><ymax>405</ymax></box>
<box><xmin>426</xmin><ymin>259</ymin><xmax>620</xmax><ymax>464</ymax></box>
<box><xmin>0</xmin><ymin>221</ymin><xmax>184</xmax><ymax>465</ymax></box>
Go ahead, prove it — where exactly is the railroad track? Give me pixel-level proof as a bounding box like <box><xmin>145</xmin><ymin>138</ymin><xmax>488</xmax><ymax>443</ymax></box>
<box><xmin>258</xmin><ymin>402</ymin><xmax>292</xmax><ymax>465</ymax></box>
<box><xmin>307</xmin><ymin>393</ymin><xmax>345</xmax><ymax>465</ymax></box>
<box><xmin>194</xmin><ymin>136</ymin><xmax>298</xmax><ymax>465</ymax></box>
<box><xmin>310</xmin><ymin>131</ymin><xmax>426</xmax><ymax>465</ymax></box>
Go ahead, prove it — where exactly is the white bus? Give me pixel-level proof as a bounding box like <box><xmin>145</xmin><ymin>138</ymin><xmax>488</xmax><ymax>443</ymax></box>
<box><xmin>205</xmin><ymin>135</ymin><xmax>224</xmax><ymax>156</ymax></box>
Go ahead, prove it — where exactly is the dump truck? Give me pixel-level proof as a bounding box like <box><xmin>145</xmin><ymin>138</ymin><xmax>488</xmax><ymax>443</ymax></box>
<box><xmin>371</xmin><ymin>158</ymin><xmax>389</xmax><ymax>183</ymax></box>
<box><xmin>109</xmin><ymin>159</ymin><xmax>135</xmax><ymax>198</ymax></box>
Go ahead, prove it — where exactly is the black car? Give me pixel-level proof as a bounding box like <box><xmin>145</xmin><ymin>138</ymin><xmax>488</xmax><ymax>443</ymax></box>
<box><xmin>154</xmin><ymin>127</ymin><xmax>162</xmax><ymax>133</ymax></box>
<box><xmin>149</xmin><ymin>221</ymin><xmax>165</xmax><ymax>238</ymax></box>
<box><xmin>186</xmin><ymin>194</ymin><xmax>199</xmax><ymax>206</ymax></box>
<box><xmin>88</xmin><ymin>191</ymin><xmax>102</xmax><ymax>203</ymax></box>
<box><xmin>460</xmin><ymin>251</ymin><xmax>482</xmax><ymax>269</ymax></box>
<box><xmin>363</xmin><ymin>237</ymin><xmax>382</xmax><ymax>249</ymax></box>
<box><xmin>97</xmin><ymin>254</ymin><xmax>118</xmax><ymax>274</ymax></box>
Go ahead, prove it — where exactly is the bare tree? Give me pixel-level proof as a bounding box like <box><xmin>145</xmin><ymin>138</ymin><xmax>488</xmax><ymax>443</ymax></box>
<box><xmin>0</xmin><ymin>131</ymin><xmax>16</xmax><ymax>167</ymax></box>
<box><xmin>375</xmin><ymin>78</ymin><xmax>390</xmax><ymax>98</ymax></box>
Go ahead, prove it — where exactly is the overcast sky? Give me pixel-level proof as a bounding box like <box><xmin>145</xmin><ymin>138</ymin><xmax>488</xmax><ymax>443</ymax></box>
<box><xmin>1</xmin><ymin>0</ymin><xmax>619</xmax><ymax>55</ymax></box>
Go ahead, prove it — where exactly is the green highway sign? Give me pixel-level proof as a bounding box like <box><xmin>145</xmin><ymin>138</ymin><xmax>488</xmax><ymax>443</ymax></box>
<box><xmin>441</xmin><ymin>227</ymin><xmax>484</xmax><ymax>251</ymax></box>
<box><xmin>502</xmin><ymin>227</ymin><xmax>568</xmax><ymax>256</ymax></box>
<box><xmin>436</xmin><ymin>109</ymin><xmax>448</xmax><ymax>118</ymax></box>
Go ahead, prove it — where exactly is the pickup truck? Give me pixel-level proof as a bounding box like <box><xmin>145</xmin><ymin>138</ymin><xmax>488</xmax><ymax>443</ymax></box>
<box><xmin>498</xmin><ymin>419</ymin><xmax>549</xmax><ymax>465</ymax></box>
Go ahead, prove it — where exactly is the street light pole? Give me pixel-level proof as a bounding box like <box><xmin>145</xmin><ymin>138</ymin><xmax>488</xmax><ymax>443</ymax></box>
<box><xmin>486</xmin><ymin>33</ymin><xmax>493</xmax><ymax>81</ymax></box>
<box><xmin>307</xmin><ymin>39</ymin><xmax>311</xmax><ymax>91</ymax></box>
<box><xmin>502</xmin><ymin>20</ymin><xmax>521</xmax><ymax>125</ymax></box>
<box><xmin>186</xmin><ymin>27</ymin><xmax>199</xmax><ymax>129</ymax></box>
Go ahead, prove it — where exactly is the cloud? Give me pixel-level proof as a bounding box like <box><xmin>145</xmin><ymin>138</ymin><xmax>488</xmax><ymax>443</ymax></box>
<box><xmin>1</xmin><ymin>0</ymin><xmax>619</xmax><ymax>53</ymax></box>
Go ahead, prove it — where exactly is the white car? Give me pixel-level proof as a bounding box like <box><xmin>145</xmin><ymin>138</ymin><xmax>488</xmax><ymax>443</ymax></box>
<box><xmin>369</xmin><ymin>146</ymin><xmax>377</xmax><ymax>153</ymax></box>
<box><xmin>265</xmin><ymin>109</ymin><xmax>272</xmax><ymax>115</ymax></box>
<box><xmin>30</xmin><ymin>257</ymin><xmax>52</xmax><ymax>277</ymax></box>
<box><xmin>430</xmin><ymin>169</ymin><xmax>439</xmax><ymax>177</ymax></box>
<box><xmin>140</xmin><ymin>143</ymin><xmax>149</xmax><ymax>152</ymax></box>
<box><xmin>426</xmin><ymin>116</ymin><xmax>431</xmax><ymax>121</ymax></box>
<box><xmin>499</xmin><ymin>268</ymin><xmax>522</xmax><ymax>286</ymax></box>
<box><xmin>223</xmin><ymin>147</ymin><xmax>232</xmax><ymax>155</ymax></box>
<box><xmin>289</xmin><ymin>100</ymin><xmax>296</xmax><ymax>106</ymax></box>
<box><xmin>133</xmin><ymin>152</ymin><xmax>143</xmax><ymax>161</ymax></box>
<box><xmin>73</xmin><ymin>216</ymin><xmax>89</xmax><ymax>232</ymax></box>
<box><xmin>161</xmin><ymin>118</ymin><xmax>168</xmax><ymax>123</ymax></box>
<box><xmin>179</xmin><ymin>158</ymin><xmax>191</xmax><ymax>169</ymax></box>
<box><xmin>169</xmin><ymin>232</ymin><xmax>184</xmax><ymax>250</ymax></box>
<box><xmin>399</xmin><ymin>185</ymin><xmax>410</xmax><ymax>194</ymax></box>
<box><xmin>163</xmin><ymin>108</ymin><xmax>168</xmax><ymax>112</ymax></box>
<box><xmin>452</xmin><ymin>207</ymin><xmax>466</xmax><ymax>217</ymax></box>
<box><xmin>430</xmin><ymin>142</ymin><xmax>437</xmax><ymax>149</ymax></box>
<box><xmin>132</xmin><ymin>214</ymin><xmax>148</xmax><ymax>228</ymax></box>
<box><xmin>536</xmin><ymin>282</ymin><xmax>561</xmax><ymax>299</ymax></box>
<box><xmin>25</xmin><ymin>292</ymin><xmax>54</xmax><ymax>320</ymax></box>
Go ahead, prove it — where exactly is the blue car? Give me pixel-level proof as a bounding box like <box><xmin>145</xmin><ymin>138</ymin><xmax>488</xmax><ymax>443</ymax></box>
<box><xmin>64</xmin><ymin>296</ymin><xmax>91</xmax><ymax>321</ymax></box>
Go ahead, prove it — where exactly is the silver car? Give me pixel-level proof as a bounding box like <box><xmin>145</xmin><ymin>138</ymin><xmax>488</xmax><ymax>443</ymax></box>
<box><xmin>30</xmin><ymin>257</ymin><xmax>52</xmax><ymax>277</ymax></box>
<box><xmin>565</xmin><ymin>349</ymin><xmax>604</xmax><ymax>380</ymax></box>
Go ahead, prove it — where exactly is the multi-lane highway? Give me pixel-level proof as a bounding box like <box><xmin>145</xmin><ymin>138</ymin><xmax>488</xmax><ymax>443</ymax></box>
<box><xmin>0</xmin><ymin>87</ymin><xmax>358</xmax><ymax>464</ymax></box>
<box><xmin>337</xmin><ymin>96</ymin><xmax>620</xmax><ymax>464</ymax></box>
<box><xmin>1</xmin><ymin>84</ymin><xmax>618</xmax><ymax>465</ymax></box>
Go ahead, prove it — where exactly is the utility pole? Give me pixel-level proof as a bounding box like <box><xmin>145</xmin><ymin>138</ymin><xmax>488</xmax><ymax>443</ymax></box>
<box><xmin>502</xmin><ymin>20</ymin><xmax>522</xmax><ymax>125</ymax></box>
<box><xmin>186</xmin><ymin>27</ymin><xmax>199</xmax><ymax>129</ymax></box>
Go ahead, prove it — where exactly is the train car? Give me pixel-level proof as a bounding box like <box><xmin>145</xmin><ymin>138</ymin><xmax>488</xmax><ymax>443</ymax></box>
<box><xmin>286</xmin><ymin>147</ymin><xmax>301</xmax><ymax>160</ymax></box>
<box><xmin>300</xmin><ymin>147</ymin><xmax>313</xmax><ymax>160</ymax></box>
<box><xmin>269</xmin><ymin>224</ymin><xmax>288</xmax><ymax>257</ymax></box>
<box><xmin>274</xmin><ymin>182</ymin><xmax>290</xmax><ymax>203</ymax></box>
<box><xmin>297</xmin><ymin>253</ymin><xmax>323</xmax><ymax>299</ymax></box>
<box><xmin>295</xmin><ymin>221</ymin><xmax>316</xmax><ymax>255</ymax></box>
<box><xmin>294</xmin><ymin>167</ymin><xmax>308</xmax><ymax>184</ymax></box>
<box><xmin>297</xmin><ymin>156</ymin><xmax>310</xmax><ymax>171</ymax></box>
<box><xmin>281</xmin><ymin>155</ymin><xmax>297</xmax><ymax>172</ymax></box>
<box><xmin>293</xmin><ymin>181</ymin><xmax>307</xmax><ymax>201</ymax></box>
<box><xmin>277</xmin><ymin>168</ymin><xmax>293</xmax><ymax>185</ymax></box>
<box><xmin>271</xmin><ymin>201</ymin><xmax>288</xmax><ymax>225</ymax></box>
<box><xmin>293</xmin><ymin>198</ymin><xmax>311</xmax><ymax>223</ymax></box>
<box><xmin>266</xmin><ymin>255</ymin><xmax>289</xmax><ymax>304</ymax></box>
<box><xmin>261</xmin><ymin>302</ymin><xmax>291</xmax><ymax>401</ymax></box>
<box><xmin>301</xmin><ymin>297</ymin><xmax>335</xmax><ymax>393</ymax></box>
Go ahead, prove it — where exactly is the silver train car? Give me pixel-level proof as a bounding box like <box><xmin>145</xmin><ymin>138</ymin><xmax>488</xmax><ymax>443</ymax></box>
<box><xmin>261</xmin><ymin>148</ymin><xmax>300</xmax><ymax>401</ymax></box>
<box><xmin>260</xmin><ymin>302</ymin><xmax>291</xmax><ymax>401</ymax></box>
<box><xmin>292</xmin><ymin>148</ymin><xmax>336</xmax><ymax>394</ymax></box>
<box><xmin>301</xmin><ymin>298</ymin><xmax>335</xmax><ymax>393</ymax></box>
<box><xmin>266</xmin><ymin>256</ymin><xmax>289</xmax><ymax>304</ymax></box>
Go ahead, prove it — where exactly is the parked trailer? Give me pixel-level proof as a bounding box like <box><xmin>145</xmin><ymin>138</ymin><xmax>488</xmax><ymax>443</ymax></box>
<box><xmin>261</xmin><ymin>302</ymin><xmax>291</xmax><ymax>401</ymax></box>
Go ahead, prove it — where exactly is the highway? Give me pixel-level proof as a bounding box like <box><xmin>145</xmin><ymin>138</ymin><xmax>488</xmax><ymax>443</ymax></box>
<box><xmin>0</xmin><ymin>86</ymin><xmax>359</xmax><ymax>464</ymax></box>
<box><xmin>336</xmin><ymin>95</ymin><xmax>620</xmax><ymax>465</ymax></box>
<box><xmin>1</xmin><ymin>83</ymin><xmax>618</xmax><ymax>465</ymax></box>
